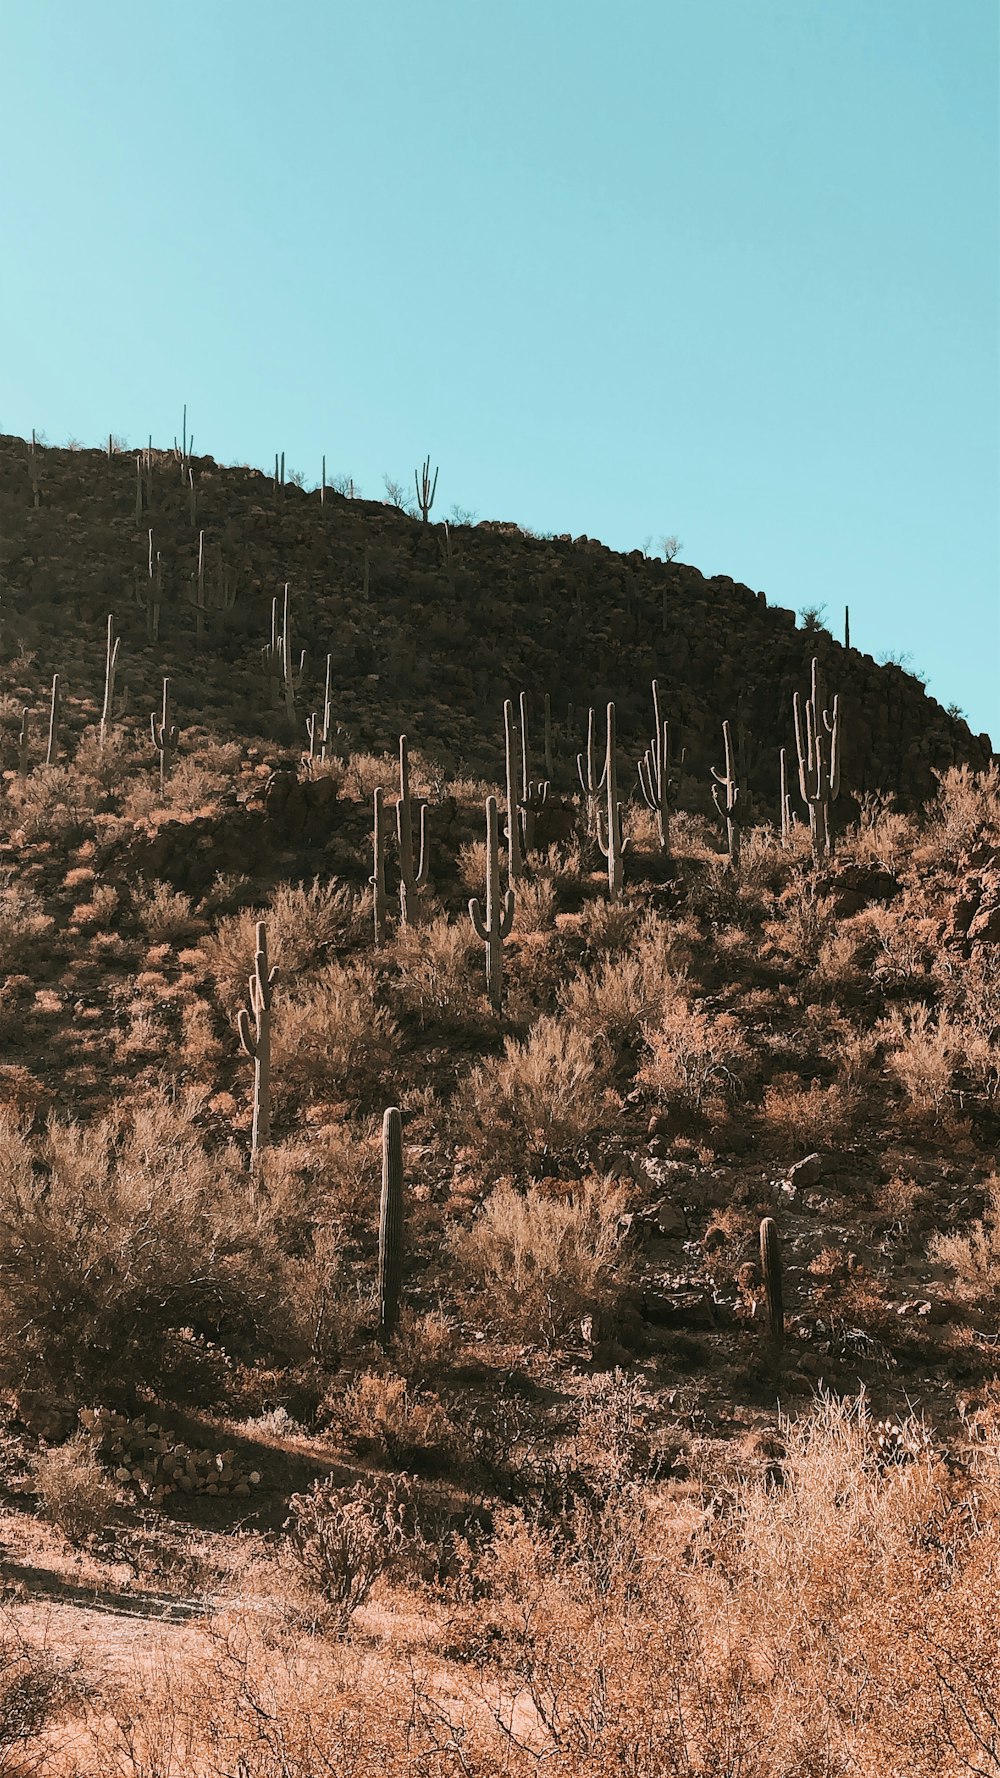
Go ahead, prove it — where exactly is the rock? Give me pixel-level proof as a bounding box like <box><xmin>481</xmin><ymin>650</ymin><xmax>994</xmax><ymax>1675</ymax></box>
<box><xmin>641</xmin><ymin>1288</ymin><xmax>717</xmax><ymax>1329</ymax></box>
<box><xmin>787</xmin><ymin>1153</ymin><xmax>826</xmax><ymax>1190</ymax></box>
<box><xmin>648</xmin><ymin>1199</ymin><xmax>688</xmax><ymax>1239</ymax></box>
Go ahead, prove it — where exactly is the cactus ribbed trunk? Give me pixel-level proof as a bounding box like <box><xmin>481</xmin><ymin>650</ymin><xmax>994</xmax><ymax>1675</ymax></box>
<box><xmin>396</xmin><ymin>735</ymin><xmax>429</xmax><ymax>924</ymax></box>
<box><xmin>45</xmin><ymin>674</ymin><xmax>60</xmax><ymax>767</ymax></box>
<box><xmin>237</xmin><ymin>921</ymin><xmax>278</xmax><ymax>1167</ymax></box>
<box><xmin>469</xmin><ymin>795</ymin><xmax>516</xmax><ymax>1013</ymax></box>
<box><xmin>372</xmin><ymin>786</ymin><xmax>390</xmax><ymax>947</ymax></box>
<box><xmin>503</xmin><ymin>699</ymin><xmax>525</xmax><ymax>884</ymax></box>
<box><xmin>760</xmin><ymin>1217</ymin><xmax>784</xmax><ymax>1349</ymax></box>
<box><xmin>378</xmin><ymin>1107</ymin><xmax>405</xmax><ymax>1343</ymax></box>
<box><xmin>596</xmin><ymin>701</ymin><xmax>627</xmax><ymax>902</ymax></box>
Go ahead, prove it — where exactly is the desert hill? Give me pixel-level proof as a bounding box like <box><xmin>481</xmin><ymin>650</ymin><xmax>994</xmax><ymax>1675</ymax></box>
<box><xmin>0</xmin><ymin>429</ymin><xmax>996</xmax><ymax>1772</ymax></box>
<box><xmin>0</xmin><ymin>432</ymin><xmax>991</xmax><ymax>801</ymax></box>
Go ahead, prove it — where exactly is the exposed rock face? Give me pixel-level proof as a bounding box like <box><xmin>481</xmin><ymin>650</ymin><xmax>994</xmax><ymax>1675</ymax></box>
<box><xmin>0</xmin><ymin>433</ymin><xmax>992</xmax><ymax>809</ymax></box>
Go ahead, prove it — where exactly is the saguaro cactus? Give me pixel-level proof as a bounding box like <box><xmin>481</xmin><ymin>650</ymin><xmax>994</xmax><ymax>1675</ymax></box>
<box><xmin>150</xmin><ymin>677</ymin><xmax>179</xmax><ymax>791</ymax></box>
<box><xmin>396</xmin><ymin>736</ymin><xmax>429</xmax><ymax>924</ymax></box>
<box><xmin>469</xmin><ymin>795</ymin><xmax>516</xmax><ymax>1014</ymax></box>
<box><xmin>262</xmin><ymin>585</ymin><xmax>306</xmax><ymax>723</ymax></box>
<box><xmin>518</xmin><ymin>692</ymin><xmax>550</xmax><ymax>854</ymax></box>
<box><xmin>596</xmin><ymin>702</ymin><xmax>628</xmax><ymax>903</ymax></box>
<box><xmin>372</xmin><ymin>785</ymin><xmax>390</xmax><ymax>947</ymax></box>
<box><xmin>576</xmin><ymin>706</ymin><xmax>601</xmax><ymax>837</ymax></box>
<box><xmin>711</xmin><ymin>719</ymin><xmax>751</xmax><ymax>865</ymax></box>
<box><xmin>306</xmin><ymin>654</ymin><xmax>334</xmax><ymax>765</ymax></box>
<box><xmin>793</xmin><ymin>656</ymin><xmax>842</xmax><ymax>859</ymax></box>
<box><xmin>638</xmin><ymin>678</ymin><xmax>682</xmax><ymax>853</ymax></box>
<box><xmin>779</xmin><ymin>747</ymin><xmax>793</xmax><ymax>845</ymax></box>
<box><xmin>236</xmin><ymin>922</ymin><xmax>278</xmax><ymax>1165</ymax></box>
<box><xmin>46</xmin><ymin>674</ymin><xmax>61</xmax><ymax>766</ymax></box>
<box><xmin>99</xmin><ymin>614</ymin><xmax>127</xmax><ymax>750</ymax></box>
<box><xmin>503</xmin><ymin>699</ymin><xmax>525</xmax><ymax>885</ymax></box>
<box><xmin>759</xmin><ymin>1216</ymin><xmax>784</xmax><ymax>1349</ymax></box>
<box><xmin>414</xmin><ymin>455</ymin><xmax>438</xmax><ymax>524</ymax></box>
<box><xmin>378</xmin><ymin>1107</ymin><xmax>405</xmax><ymax>1343</ymax></box>
<box><xmin>17</xmin><ymin>710</ymin><xmax>30</xmax><ymax>778</ymax></box>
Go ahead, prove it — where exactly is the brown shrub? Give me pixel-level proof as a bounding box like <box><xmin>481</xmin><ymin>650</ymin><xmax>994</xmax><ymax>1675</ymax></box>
<box><xmin>451</xmin><ymin>1176</ymin><xmax>626</xmax><ymax>1345</ymax></box>
<box><xmin>29</xmin><ymin>1433</ymin><xmax>117</xmax><ymax>1545</ymax></box>
<box><xmin>456</xmin><ymin>1016</ymin><xmax>600</xmax><ymax>1158</ymax></box>
<box><xmin>272</xmin><ymin>963</ymin><xmax>397</xmax><ymax>1108</ymax></box>
<box><xmin>639</xmin><ymin>998</ymin><xmax>747</xmax><ymax>1114</ymax></box>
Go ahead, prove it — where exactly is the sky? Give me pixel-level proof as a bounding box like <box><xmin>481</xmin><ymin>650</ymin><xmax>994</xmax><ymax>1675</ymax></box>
<box><xmin>1</xmin><ymin>0</ymin><xmax>997</xmax><ymax>738</ymax></box>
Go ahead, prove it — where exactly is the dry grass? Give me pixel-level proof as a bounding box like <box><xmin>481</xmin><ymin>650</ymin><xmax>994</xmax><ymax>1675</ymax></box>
<box><xmin>452</xmin><ymin>1176</ymin><xmax>627</xmax><ymax>1346</ymax></box>
<box><xmin>455</xmin><ymin>1016</ymin><xmax>600</xmax><ymax>1158</ymax></box>
<box><xmin>28</xmin><ymin>1433</ymin><xmax>118</xmax><ymax>1546</ymax></box>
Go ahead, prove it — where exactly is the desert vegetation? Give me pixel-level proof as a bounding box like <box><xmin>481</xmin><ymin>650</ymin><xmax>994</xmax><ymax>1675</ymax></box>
<box><xmin>0</xmin><ymin>429</ymin><xmax>994</xmax><ymax>1772</ymax></box>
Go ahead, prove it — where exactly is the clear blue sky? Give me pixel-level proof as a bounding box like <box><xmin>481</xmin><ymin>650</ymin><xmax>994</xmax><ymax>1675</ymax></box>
<box><xmin>2</xmin><ymin>1</ymin><xmax>997</xmax><ymax>738</ymax></box>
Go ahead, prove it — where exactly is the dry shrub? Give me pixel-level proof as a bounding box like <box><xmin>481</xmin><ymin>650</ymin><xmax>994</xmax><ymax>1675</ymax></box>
<box><xmin>342</xmin><ymin>751</ymin><xmax>404</xmax><ymax>800</ymax></box>
<box><xmin>0</xmin><ymin>1098</ymin><xmax>296</xmax><ymax>1403</ymax></box>
<box><xmin>513</xmin><ymin>875</ymin><xmax>557</xmax><ymax>932</ymax></box>
<box><xmin>560</xmin><ymin>949</ymin><xmax>676</xmax><ymax>1054</ymax></box>
<box><xmin>849</xmin><ymin>806</ymin><xmax>915</xmax><ymax>870</ymax></box>
<box><xmin>765</xmin><ymin>880</ymin><xmax>838</xmax><ymax>964</ymax></box>
<box><xmin>925</xmin><ymin>762</ymin><xmax>1000</xmax><ymax>856</ymax></box>
<box><xmin>284</xmin><ymin>1475</ymin><xmax>407</xmax><ymax>1632</ymax></box>
<box><xmin>51</xmin><ymin>1398</ymin><xmax>1000</xmax><ymax>1777</ymax></box>
<box><xmin>880</xmin><ymin>1002</ymin><xmax>957</xmax><ymax>1118</ymax></box>
<box><xmin>29</xmin><ymin>1432</ymin><xmax>117</xmax><ymax>1545</ymax></box>
<box><xmin>4</xmin><ymin>764</ymin><xmax>93</xmax><ymax>840</ymax></box>
<box><xmin>457</xmin><ymin>1016</ymin><xmax>599</xmax><ymax>1156</ymax></box>
<box><xmin>326</xmin><ymin>1371</ymin><xmax>457</xmax><ymax>1464</ymax></box>
<box><xmin>392</xmin><ymin>914</ymin><xmax>480</xmax><ymax>1025</ymax></box>
<box><xmin>273</xmin><ymin>963</ymin><xmax>397</xmax><ymax>1107</ymax></box>
<box><xmin>832</xmin><ymin>1022</ymin><xmax>880</xmax><ymax>1096</ymax></box>
<box><xmin>203</xmin><ymin>880</ymin><xmax>364</xmax><ymax>1008</ymax></box>
<box><xmin>452</xmin><ymin>1177</ymin><xmax>626</xmax><ymax>1345</ymax></box>
<box><xmin>929</xmin><ymin>1176</ymin><xmax>1000</xmax><ymax>1301</ymax></box>
<box><xmin>134</xmin><ymin>880</ymin><xmax>200</xmax><ymax>942</ymax></box>
<box><xmin>861</xmin><ymin>904</ymin><xmax>934</xmax><ymax>993</ymax></box>
<box><xmin>578</xmin><ymin>898</ymin><xmax>638</xmax><ymax>953</ymax></box>
<box><xmin>759</xmin><ymin>1077</ymin><xmax>854</xmax><ymax>1157</ymax></box>
<box><xmin>639</xmin><ymin>998</ymin><xmax>747</xmax><ymax>1114</ymax></box>
<box><xmin>812</xmin><ymin>926</ymin><xmax>862</xmax><ymax>989</ymax></box>
<box><xmin>0</xmin><ymin>880</ymin><xmax>53</xmax><ymax>969</ymax></box>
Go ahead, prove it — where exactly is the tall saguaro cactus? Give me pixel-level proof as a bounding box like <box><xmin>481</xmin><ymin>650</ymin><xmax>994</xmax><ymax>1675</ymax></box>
<box><xmin>711</xmin><ymin>719</ymin><xmax>751</xmax><ymax>865</ymax></box>
<box><xmin>596</xmin><ymin>702</ymin><xmax>628</xmax><ymax>903</ymax></box>
<box><xmin>503</xmin><ymin>699</ymin><xmax>525</xmax><ymax>885</ymax></box>
<box><xmin>396</xmin><ymin>736</ymin><xmax>429</xmax><ymax>924</ymax></box>
<box><xmin>414</xmin><ymin>456</ymin><xmax>438</xmax><ymax>524</ymax></box>
<box><xmin>46</xmin><ymin>674</ymin><xmax>61</xmax><ymax>767</ymax></box>
<box><xmin>793</xmin><ymin>656</ymin><xmax>842</xmax><ymax>859</ymax></box>
<box><xmin>517</xmin><ymin>691</ymin><xmax>550</xmax><ymax>854</ymax></box>
<box><xmin>779</xmin><ymin>747</ymin><xmax>793</xmax><ymax>846</ymax></box>
<box><xmin>150</xmin><ymin>677</ymin><xmax>179</xmax><ymax>792</ymax></box>
<box><xmin>576</xmin><ymin>706</ymin><xmax>601</xmax><ymax>837</ymax></box>
<box><xmin>263</xmin><ymin>586</ymin><xmax>306</xmax><ymax>723</ymax></box>
<box><xmin>469</xmin><ymin>795</ymin><xmax>516</xmax><ymax>1014</ymax></box>
<box><xmin>99</xmin><ymin>615</ymin><xmax>126</xmax><ymax>750</ymax></box>
<box><xmin>378</xmin><ymin>1107</ymin><xmax>405</xmax><ymax>1344</ymax></box>
<box><xmin>759</xmin><ymin>1216</ymin><xmax>784</xmax><ymax>1349</ymax></box>
<box><xmin>638</xmin><ymin>678</ymin><xmax>681</xmax><ymax>853</ymax></box>
<box><xmin>372</xmin><ymin>786</ymin><xmax>390</xmax><ymax>947</ymax></box>
<box><xmin>236</xmin><ymin>922</ymin><xmax>278</xmax><ymax>1166</ymax></box>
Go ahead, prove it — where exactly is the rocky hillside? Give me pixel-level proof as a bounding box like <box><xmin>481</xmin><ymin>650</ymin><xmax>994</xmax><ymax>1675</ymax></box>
<box><xmin>0</xmin><ymin>433</ymin><xmax>991</xmax><ymax>802</ymax></box>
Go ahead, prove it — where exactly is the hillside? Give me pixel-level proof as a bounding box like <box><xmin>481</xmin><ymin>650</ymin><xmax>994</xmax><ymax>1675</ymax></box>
<box><xmin>0</xmin><ymin>430</ymin><xmax>996</xmax><ymax>1773</ymax></box>
<box><xmin>0</xmin><ymin>433</ymin><xmax>991</xmax><ymax>801</ymax></box>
